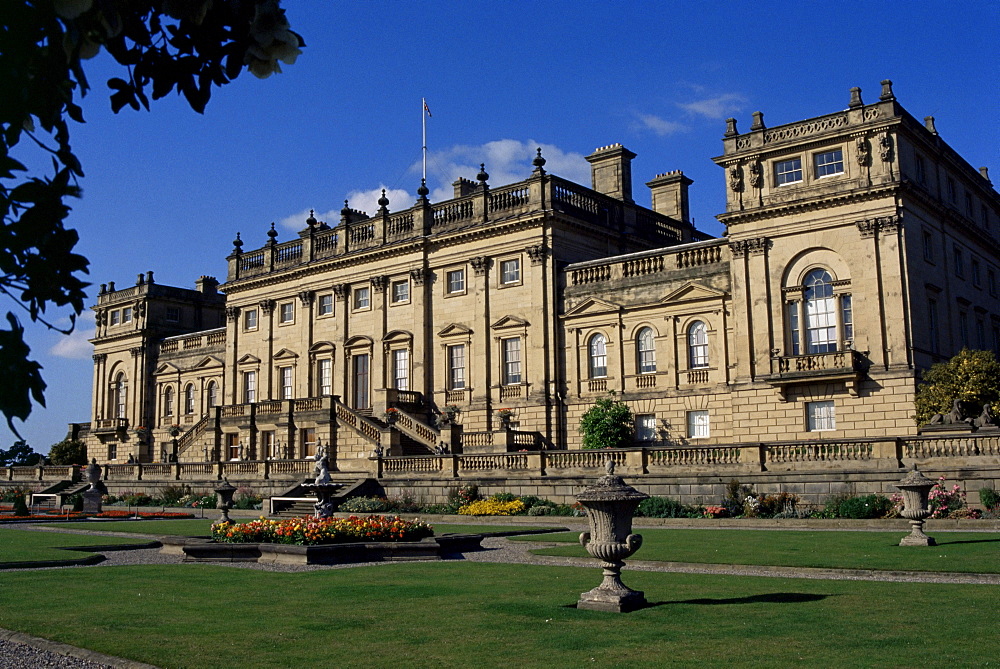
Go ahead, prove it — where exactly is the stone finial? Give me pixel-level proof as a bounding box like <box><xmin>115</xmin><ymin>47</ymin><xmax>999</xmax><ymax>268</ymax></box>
<box><xmin>477</xmin><ymin>163</ymin><xmax>489</xmax><ymax>185</ymax></box>
<box><xmin>724</xmin><ymin>117</ymin><xmax>738</xmax><ymax>137</ymax></box>
<box><xmin>417</xmin><ymin>177</ymin><xmax>429</xmax><ymax>201</ymax></box>
<box><xmin>532</xmin><ymin>147</ymin><xmax>546</xmax><ymax>174</ymax></box>
<box><xmin>880</xmin><ymin>79</ymin><xmax>895</xmax><ymax>101</ymax></box>
<box><xmin>849</xmin><ymin>86</ymin><xmax>864</xmax><ymax>108</ymax></box>
<box><xmin>267</xmin><ymin>222</ymin><xmax>278</xmax><ymax>244</ymax></box>
<box><xmin>306</xmin><ymin>209</ymin><xmax>317</xmax><ymax>227</ymax></box>
<box><xmin>980</xmin><ymin>167</ymin><xmax>991</xmax><ymax>184</ymax></box>
<box><xmin>924</xmin><ymin>116</ymin><xmax>938</xmax><ymax>135</ymax></box>
<box><xmin>378</xmin><ymin>188</ymin><xmax>389</xmax><ymax>214</ymax></box>
<box><xmin>232</xmin><ymin>232</ymin><xmax>243</xmax><ymax>254</ymax></box>
<box><xmin>750</xmin><ymin>111</ymin><xmax>765</xmax><ymax>131</ymax></box>
<box><xmin>341</xmin><ymin>199</ymin><xmax>351</xmax><ymax>216</ymax></box>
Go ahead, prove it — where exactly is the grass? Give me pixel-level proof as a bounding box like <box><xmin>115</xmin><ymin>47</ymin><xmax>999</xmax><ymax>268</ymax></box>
<box><xmin>0</xmin><ymin>562</ymin><xmax>997</xmax><ymax>668</ymax></box>
<box><xmin>516</xmin><ymin>528</ymin><xmax>1000</xmax><ymax>573</ymax></box>
<box><xmin>0</xmin><ymin>529</ymin><xmax>148</xmax><ymax>562</ymax></box>
<box><xmin>38</xmin><ymin>519</ymin><xmax>553</xmax><ymax>537</ymax></box>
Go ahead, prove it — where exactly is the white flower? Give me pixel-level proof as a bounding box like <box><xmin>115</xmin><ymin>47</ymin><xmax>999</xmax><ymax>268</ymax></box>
<box><xmin>245</xmin><ymin>0</ymin><xmax>302</xmax><ymax>79</ymax></box>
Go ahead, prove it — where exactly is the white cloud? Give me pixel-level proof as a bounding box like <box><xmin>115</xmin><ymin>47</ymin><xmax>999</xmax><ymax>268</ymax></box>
<box><xmin>676</xmin><ymin>93</ymin><xmax>747</xmax><ymax>119</ymax></box>
<box><xmin>277</xmin><ymin>208</ymin><xmax>342</xmax><ymax>232</ymax></box>
<box><xmin>424</xmin><ymin>139</ymin><xmax>590</xmax><ymax>202</ymax></box>
<box><xmin>342</xmin><ymin>187</ymin><xmax>414</xmax><ymax>219</ymax></box>
<box><xmin>635</xmin><ymin>114</ymin><xmax>688</xmax><ymax>137</ymax></box>
<box><xmin>49</xmin><ymin>311</ymin><xmax>96</xmax><ymax>360</ymax></box>
<box><xmin>275</xmin><ymin>140</ymin><xmax>590</xmax><ymax>226</ymax></box>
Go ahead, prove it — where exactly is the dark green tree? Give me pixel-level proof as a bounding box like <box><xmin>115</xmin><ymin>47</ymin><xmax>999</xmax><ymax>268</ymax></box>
<box><xmin>0</xmin><ymin>439</ymin><xmax>41</xmax><ymax>465</ymax></box>
<box><xmin>47</xmin><ymin>437</ymin><xmax>86</xmax><ymax>465</ymax></box>
<box><xmin>0</xmin><ymin>0</ymin><xmax>303</xmax><ymax>435</ymax></box>
<box><xmin>578</xmin><ymin>393</ymin><xmax>634</xmax><ymax>449</ymax></box>
<box><xmin>914</xmin><ymin>348</ymin><xmax>1000</xmax><ymax>425</ymax></box>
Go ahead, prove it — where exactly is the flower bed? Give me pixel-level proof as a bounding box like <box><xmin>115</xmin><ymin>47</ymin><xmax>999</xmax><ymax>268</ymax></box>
<box><xmin>0</xmin><ymin>510</ymin><xmax>194</xmax><ymax>521</ymax></box>
<box><xmin>457</xmin><ymin>499</ymin><xmax>526</xmax><ymax>516</ymax></box>
<box><xmin>211</xmin><ymin>515</ymin><xmax>433</xmax><ymax>546</ymax></box>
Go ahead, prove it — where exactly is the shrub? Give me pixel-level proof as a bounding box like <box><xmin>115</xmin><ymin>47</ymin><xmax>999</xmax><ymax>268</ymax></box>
<box><xmin>928</xmin><ymin>478</ymin><xmax>966</xmax><ymax>519</ymax></box>
<box><xmin>723</xmin><ymin>479</ymin><xmax>753</xmax><ymax>517</ymax></box>
<box><xmin>636</xmin><ymin>496</ymin><xmax>698</xmax><ymax>518</ymax></box>
<box><xmin>579</xmin><ymin>393</ymin><xmax>634</xmax><ymax>449</ymax></box>
<box><xmin>828</xmin><ymin>494</ymin><xmax>893</xmax><ymax>519</ymax></box>
<box><xmin>233</xmin><ymin>485</ymin><xmax>262</xmax><ymax>510</ymax></box>
<box><xmin>158</xmin><ymin>484</ymin><xmax>190</xmax><ymax>506</ymax></box>
<box><xmin>757</xmin><ymin>492</ymin><xmax>801</xmax><ymax>518</ymax></box>
<box><xmin>48</xmin><ymin>439</ymin><xmax>87</xmax><ymax>465</ymax></box>
<box><xmin>120</xmin><ymin>491</ymin><xmax>152</xmax><ymax>506</ymax></box>
<box><xmin>979</xmin><ymin>487</ymin><xmax>1000</xmax><ymax>511</ymax></box>
<box><xmin>12</xmin><ymin>493</ymin><xmax>29</xmax><ymax>516</ymax></box>
<box><xmin>1</xmin><ymin>487</ymin><xmax>33</xmax><ymax>503</ymax></box>
<box><xmin>386</xmin><ymin>491</ymin><xmax>422</xmax><ymax>513</ymax></box>
<box><xmin>339</xmin><ymin>496</ymin><xmax>393</xmax><ymax>513</ymax></box>
<box><xmin>446</xmin><ymin>485</ymin><xmax>479</xmax><ymax>512</ymax></box>
<box><xmin>914</xmin><ymin>348</ymin><xmax>1000</xmax><ymax>426</ymax></box>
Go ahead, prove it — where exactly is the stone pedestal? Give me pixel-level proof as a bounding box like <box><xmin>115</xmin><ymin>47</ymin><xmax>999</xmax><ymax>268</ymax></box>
<box><xmin>82</xmin><ymin>488</ymin><xmax>103</xmax><ymax>514</ymax></box>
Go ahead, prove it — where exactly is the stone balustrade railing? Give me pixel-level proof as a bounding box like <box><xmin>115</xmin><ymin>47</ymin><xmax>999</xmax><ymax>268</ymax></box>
<box><xmin>568</xmin><ymin>238</ymin><xmax>728</xmax><ymax>287</ymax></box>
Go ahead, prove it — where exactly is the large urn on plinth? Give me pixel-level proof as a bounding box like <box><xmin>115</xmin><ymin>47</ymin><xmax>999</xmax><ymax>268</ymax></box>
<box><xmin>213</xmin><ymin>479</ymin><xmax>237</xmax><ymax>527</ymax></box>
<box><xmin>895</xmin><ymin>467</ymin><xmax>936</xmax><ymax>547</ymax></box>
<box><xmin>576</xmin><ymin>460</ymin><xmax>649</xmax><ymax>613</ymax></box>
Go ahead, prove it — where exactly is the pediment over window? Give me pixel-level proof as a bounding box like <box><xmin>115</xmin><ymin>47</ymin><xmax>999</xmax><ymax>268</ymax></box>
<box><xmin>383</xmin><ymin>330</ymin><xmax>414</xmax><ymax>344</ymax></box>
<box><xmin>491</xmin><ymin>315</ymin><xmax>529</xmax><ymax>330</ymax></box>
<box><xmin>660</xmin><ymin>282</ymin><xmax>728</xmax><ymax>305</ymax></box>
<box><xmin>154</xmin><ymin>362</ymin><xmax>180</xmax><ymax>375</ymax></box>
<box><xmin>273</xmin><ymin>348</ymin><xmax>299</xmax><ymax>361</ymax></box>
<box><xmin>237</xmin><ymin>354</ymin><xmax>261</xmax><ymax>365</ymax></box>
<box><xmin>563</xmin><ymin>297</ymin><xmax>622</xmax><ymax>317</ymax></box>
<box><xmin>310</xmin><ymin>341</ymin><xmax>335</xmax><ymax>356</ymax></box>
<box><xmin>438</xmin><ymin>323</ymin><xmax>473</xmax><ymax>338</ymax></box>
<box><xmin>194</xmin><ymin>355</ymin><xmax>224</xmax><ymax>369</ymax></box>
<box><xmin>344</xmin><ymin>335</ymin><xmax>373</xmax><ymax>350</ymax></box>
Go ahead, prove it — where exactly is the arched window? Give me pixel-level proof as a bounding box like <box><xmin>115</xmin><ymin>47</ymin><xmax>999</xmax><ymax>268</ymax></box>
<box><xmin>688</xmin><ymin>321</ymin><xmax>708</xmax><ymax>369</ymax></box>
<box><xmin>184</xmin><ymin>384</ymin><xmax>195</xmax><ymax>414</ymax></box>
<box><xmin>787</xmin><ymin>268</ymin><xmax>853</xmax><ymax>355</ymax></box>
<box><xmin>207</xmin><ymin>381</ymin><xmax>219</xmax><ymax>408</ymax></box>
<box><xmin>588</xmin><ymin>333</ymin><xmax>608</xmax><ymax>378</ymax></box>
<box><xmin>163</xmin><ymin>386</ymin><xmax>174</xmax><ymax>417</ymax></box>
<box><xmin>113</xmin><ymin>373</ymin><xmax>128</xmax><ymax>419</ymax></box>
<box><xmin>636</xmin><ymin>327</ymin><xmax>656</xmax><ymax>374</ymax></box>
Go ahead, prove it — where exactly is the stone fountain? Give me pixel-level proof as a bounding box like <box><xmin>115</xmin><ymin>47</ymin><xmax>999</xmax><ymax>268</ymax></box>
<box><xmin>895</xmin><ymin>467</ymin><xmax>937</xmax><ymax>546</ymax></box>
<box><xmin>575</xmin><ymin>460</ymin><xmax>649</xmax><ymax>612</ymax></box>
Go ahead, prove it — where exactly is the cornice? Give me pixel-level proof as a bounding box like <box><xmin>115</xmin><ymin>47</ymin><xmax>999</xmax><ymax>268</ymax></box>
<box><xmin>717</xmin><ymin>182</ymin><xmax>899</xmax><ymax>225</ymax></box>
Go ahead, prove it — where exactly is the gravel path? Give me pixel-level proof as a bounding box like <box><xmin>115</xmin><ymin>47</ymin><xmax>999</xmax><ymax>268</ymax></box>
<box><xmin>3</xmin><ymin>523</ymin><xmax>999</xmax><ymax>667</ymax></box>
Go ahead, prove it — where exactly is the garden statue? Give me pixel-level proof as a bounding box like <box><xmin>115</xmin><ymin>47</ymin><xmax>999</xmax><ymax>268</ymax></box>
<box><xmin>85</xmin><ymin>458</ymin><xmax>102</xmax><ymax>489</ymax></box>
<box><xmin>313</xmin><ymin>442</ymin><xmax>331</xmax><ymax>485</ymax></box>
<box><xmin>575</xmin><ymin>460</ymin><xmax>649</xmax><ymax>612</ymax></box>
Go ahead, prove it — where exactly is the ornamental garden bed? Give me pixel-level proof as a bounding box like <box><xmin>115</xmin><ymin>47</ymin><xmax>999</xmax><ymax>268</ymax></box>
<box><xmin>161</xmin><ymin>515</ymin><xmax>491</xmax><ymax>565</ymax></box>
<box><xmin>0</xmin><ymin>509</ymin><xmax>195</xmax><ymax>522</ymax></box>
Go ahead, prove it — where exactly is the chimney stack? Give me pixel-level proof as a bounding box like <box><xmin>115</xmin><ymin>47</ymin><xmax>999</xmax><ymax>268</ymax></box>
<box><xmin>646</xmin><ymin>171</ymin><xmax>693</xmax><ymax>222</ymax></box>
<box><xmin>585</xmin><ymin>144</ymin><xmax>636</xmax><ymax>203</ymax></box>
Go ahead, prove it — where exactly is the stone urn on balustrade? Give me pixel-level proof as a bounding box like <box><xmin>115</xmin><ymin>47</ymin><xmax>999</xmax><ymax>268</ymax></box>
<box><xmin>895</xmin><ymin>467</ymin><xmax>936</xmax><ymax>547</ymax></box>
<box><xmin>576</xmin><ymin>460</ymin><xmax>649</xmax><ymax>612</ymax></box>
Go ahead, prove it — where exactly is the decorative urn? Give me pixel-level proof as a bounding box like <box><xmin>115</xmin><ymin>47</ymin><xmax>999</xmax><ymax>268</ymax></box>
<box><xmin>575</xmin><ymin>460</ymin><xmax>649</xmax><ymax>612</ymax></box>
<box><xmin>213</xmin><ymin>478</ymin><xmax>237</xmax><ymax>526</ymax></box>
<box><xmin>895</xmin><ymin>467</ymin><xmax>936</xmax><ymax>546</ymax></box>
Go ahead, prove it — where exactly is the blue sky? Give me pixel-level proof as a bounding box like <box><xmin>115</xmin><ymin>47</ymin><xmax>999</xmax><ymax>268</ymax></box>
<box><xmin>4</xmin><ymin>1</ymin><xmax>998</xmax><ymax>452</ymax></box>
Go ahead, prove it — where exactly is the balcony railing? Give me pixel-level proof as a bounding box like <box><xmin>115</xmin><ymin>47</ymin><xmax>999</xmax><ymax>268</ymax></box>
<box><xmin>767</xmin><ymin>349</ymin><xmax>868</xmax><ymax>381</ymax></box>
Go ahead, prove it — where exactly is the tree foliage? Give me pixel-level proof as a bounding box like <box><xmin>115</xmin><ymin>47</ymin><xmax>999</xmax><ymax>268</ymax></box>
<box><xmin>914</xmin><ymin>348</ymin><xmax>1000</xmax><ymax>425</ymax></box>
<box><xmin>48</xmin><ymin>437</ymin><xmax>86</xmax><ymax>464</ymax></box>
<box><xmin>0</xmin><ymin>0</ymin><xmax>303</xmax><ymax>435</ymax></box>
<box><xmin>578</xmin><ymin>393</ymin><xmax>634</xmax><ymax>449</ymax></box>
<box><xmin>0</xmin><ymin>439</ymin><xmax>41</xmax><ymax>465</ymax></box>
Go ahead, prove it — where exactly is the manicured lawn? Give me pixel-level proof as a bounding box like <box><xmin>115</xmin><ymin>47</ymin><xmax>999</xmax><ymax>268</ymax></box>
<box><xmin>517</xmin><ymin>528</ymin><xmax>1000</xmax><ymax>573</ymax></box>
<box><xmin>0</xmin><ymin>529</ymin><xmax>148</xmax><ymax>563</ymax></box>
<box><xmin>0</xmin><ymin>562</ymin><xmax>997</xmax><ymax>668</ymax></box>
<box><xmin>39</xmin><ymin>519</ymin><xmax>552</xmax><ymax>537</ymax></box>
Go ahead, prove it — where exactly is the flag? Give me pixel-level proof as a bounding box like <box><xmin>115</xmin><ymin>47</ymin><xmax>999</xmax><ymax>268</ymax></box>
<box><xmin>423</xmin><ymin>100</ymin><xmax>432</xmax><ymax>117</ymax></box>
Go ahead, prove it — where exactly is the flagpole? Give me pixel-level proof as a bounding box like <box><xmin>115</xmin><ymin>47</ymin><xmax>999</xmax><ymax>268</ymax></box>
<box><xmin>421</xmin><ymin>97</ymin><xmax>427</xmax><ymax>183</ymax></box>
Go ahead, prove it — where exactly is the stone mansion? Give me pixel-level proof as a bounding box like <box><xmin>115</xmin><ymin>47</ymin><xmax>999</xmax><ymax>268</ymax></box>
<box><xmin>76</xmin><ymin>81</ymin><xmax>1000</xmax><ymax>473</ymax></box>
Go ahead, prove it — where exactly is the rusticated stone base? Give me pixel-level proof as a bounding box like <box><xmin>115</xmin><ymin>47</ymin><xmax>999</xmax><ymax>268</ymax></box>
<box><xmin>899</xmin><ymin>534</ymin><xmax>936</xmax><ymax>546</ymax></box>
<box><xmin>577</xmin><ymin>587</ymin><xmax>647</xmax><ymax>613</ymax></box>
